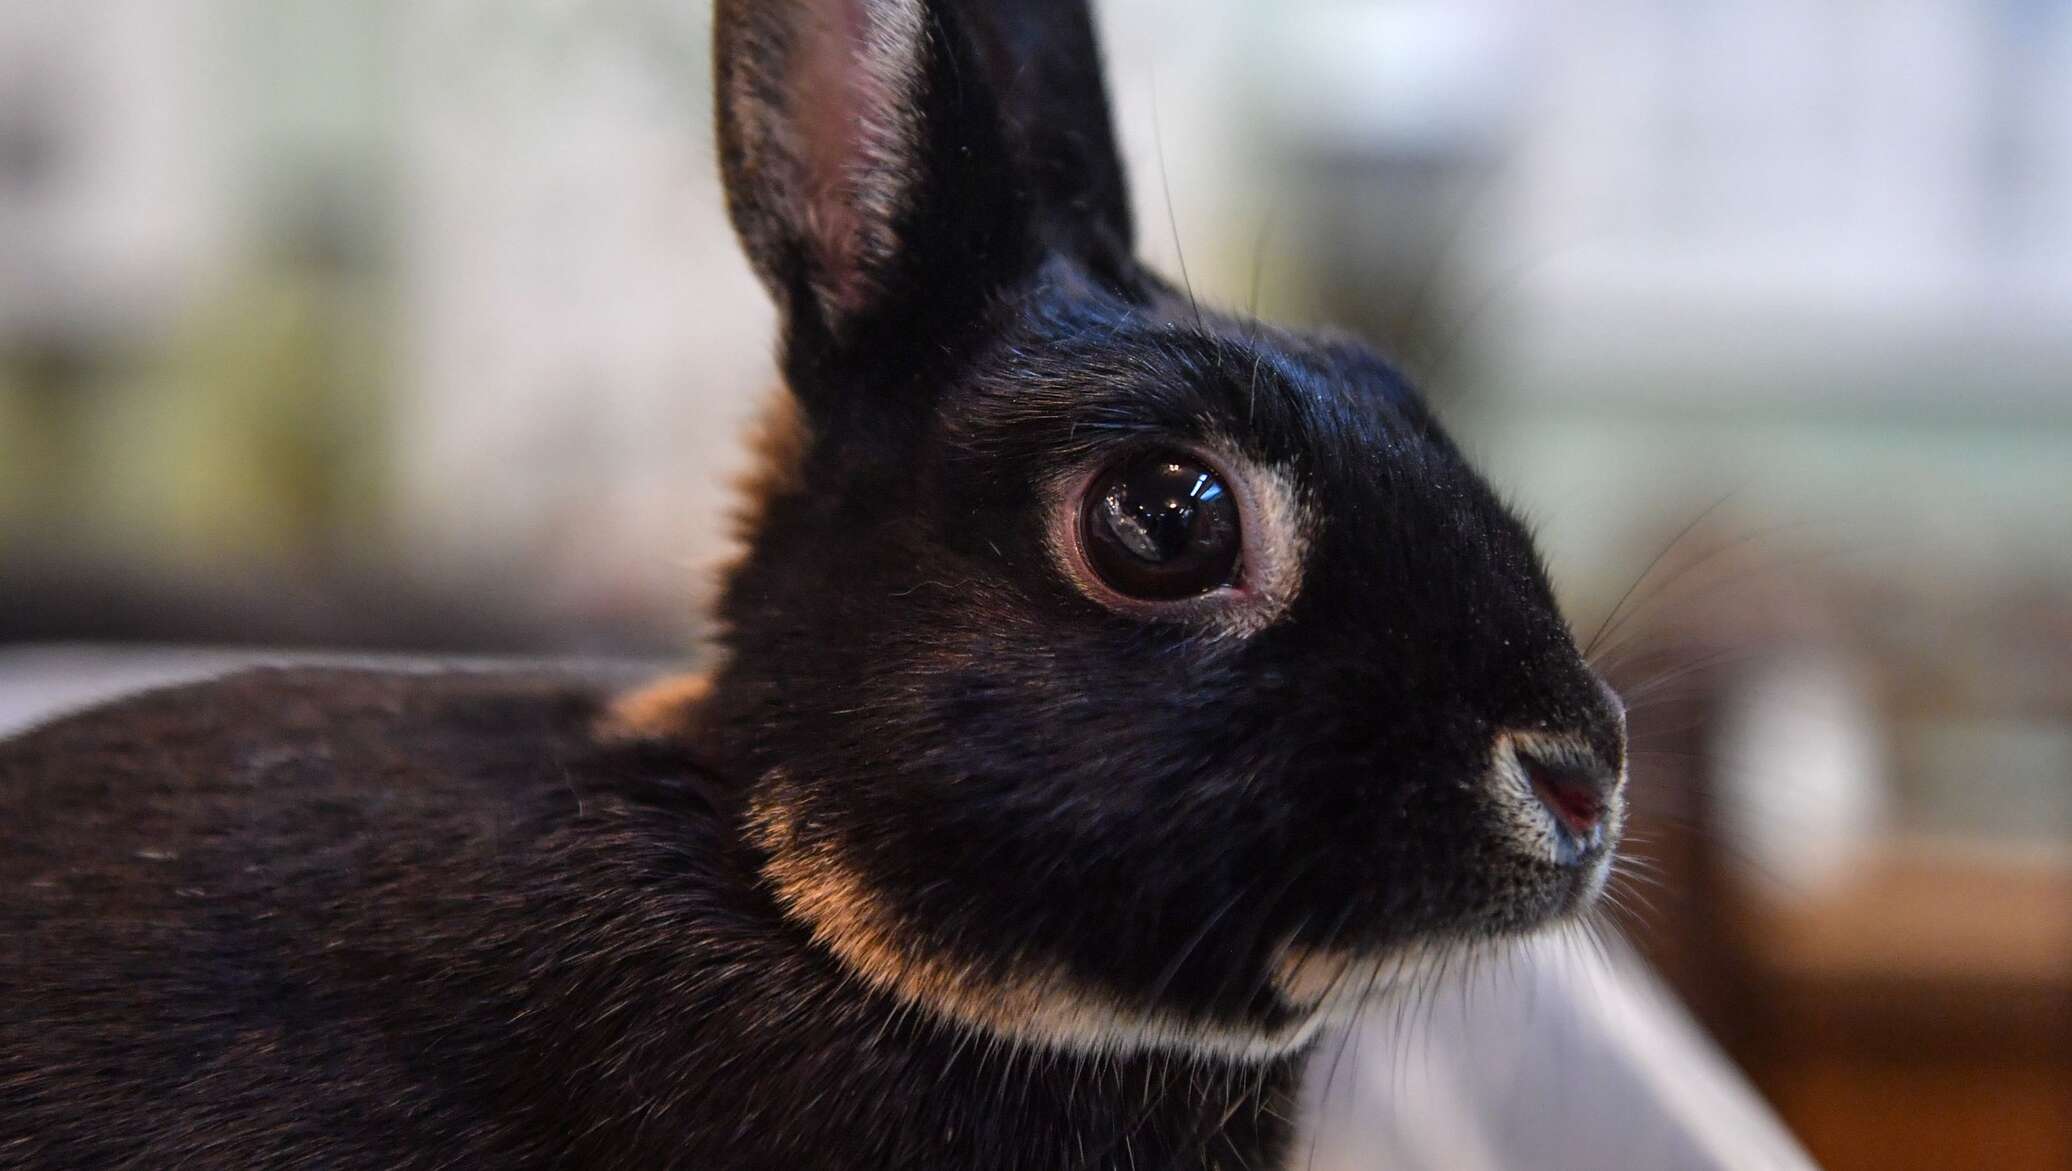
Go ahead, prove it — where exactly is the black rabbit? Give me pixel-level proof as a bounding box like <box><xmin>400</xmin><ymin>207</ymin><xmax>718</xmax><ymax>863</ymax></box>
<box><xmin>0</xmin><ymin>1</ymin><xmax>1627</xmax><ymax>1167</ymax></box>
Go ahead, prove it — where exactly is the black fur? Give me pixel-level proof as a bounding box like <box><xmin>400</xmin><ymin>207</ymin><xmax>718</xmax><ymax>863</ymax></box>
<box><xmin>1</xmin><ymin>2</ymin><xmax>1624</xmax><ymax>1167</ymax></box>
<box><xmin>967</xmin><ymin>0</ymin><xmax>1136</xmax><ymax>269</ymax></box>
<box><xmin>2</xmin><ymin>670</ymin><xmax>1298</xmax><ymax>1168</ymax></box>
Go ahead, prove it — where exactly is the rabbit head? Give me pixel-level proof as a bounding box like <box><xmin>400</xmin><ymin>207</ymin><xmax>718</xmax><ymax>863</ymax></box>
<box><xmin>704</xmin><ymin>0</ymin><xmax>1626</xmax><ymax>1060</ymax></box>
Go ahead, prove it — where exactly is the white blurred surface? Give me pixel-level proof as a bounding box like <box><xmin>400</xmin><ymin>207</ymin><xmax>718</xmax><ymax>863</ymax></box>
<box><xmin>1303</xmin><ymin>933</ymin><xmax>1816</xmax><ymax>1171</ymax></box>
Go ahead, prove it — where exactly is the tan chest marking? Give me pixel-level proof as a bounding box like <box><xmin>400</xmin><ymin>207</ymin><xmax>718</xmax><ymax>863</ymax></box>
<box><xmin>749</xmin><ymin>786</ymin><xmax>1333</xmax><ymax>1062</ymax></box>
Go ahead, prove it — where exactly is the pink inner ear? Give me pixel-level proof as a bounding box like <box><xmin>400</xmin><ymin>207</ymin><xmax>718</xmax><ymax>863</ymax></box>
<box><xmin>792</xmin><ymin>0</ymin><xmax>911</xmax><ymax>314</ymax></box>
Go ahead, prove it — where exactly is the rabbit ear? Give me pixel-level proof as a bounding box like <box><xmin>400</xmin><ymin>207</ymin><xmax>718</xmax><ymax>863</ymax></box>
<box><xmin>715</xmin><ymin>0</ymin><xmax>1032</xmax><ymax>386</ymax></box>
<box><xmin>966</xmin><ymin>0</ymin><xmax>1134</xmax><ymax>268</ymax></box>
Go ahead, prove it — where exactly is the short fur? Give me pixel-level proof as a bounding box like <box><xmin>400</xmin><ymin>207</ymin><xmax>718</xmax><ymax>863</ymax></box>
<box><xmin>0</xmin><ymin>2</ymin><xmax>1626</xmax><ymax>1168</ymax></box>
<box><xmin>2</xmin><ymin>671</ymin><xmax>1296</xmax><ymax>1168</ymax></box>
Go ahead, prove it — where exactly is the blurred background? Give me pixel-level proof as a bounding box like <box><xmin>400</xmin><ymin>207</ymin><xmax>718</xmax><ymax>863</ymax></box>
<box><xmin>1</xmin><ymin>1</ymin><xmax>2066</xmax><ymax>1167</ymax></box>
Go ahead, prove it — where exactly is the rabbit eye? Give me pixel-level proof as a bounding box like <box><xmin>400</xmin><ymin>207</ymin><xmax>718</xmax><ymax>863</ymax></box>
<box><xmin>1080</xmin><ymin>453</ymin><xmax>1241</xmax><ymax>600</ymax></box>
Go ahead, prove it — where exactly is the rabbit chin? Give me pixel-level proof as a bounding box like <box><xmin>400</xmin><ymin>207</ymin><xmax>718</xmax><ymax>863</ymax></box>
<box><xmin>750</xmin><ymin>789</ymin><xmax>1338</xmax><ymax>1062</ymax></box>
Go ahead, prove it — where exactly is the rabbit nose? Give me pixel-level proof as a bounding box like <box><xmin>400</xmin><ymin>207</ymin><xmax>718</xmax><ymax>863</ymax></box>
<box><xmin>1494</xmin><ymin>733</ymin><xmax>1623</xmax><ymax>861</ymax></box>
<box><xmin>1521</xmin><ymin>754</ymin><xmax>1609</xmax><ymax>837</ymax></box>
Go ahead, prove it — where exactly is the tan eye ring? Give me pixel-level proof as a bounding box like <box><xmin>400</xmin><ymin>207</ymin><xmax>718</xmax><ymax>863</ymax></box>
<box><xmin>1053</xmin><ymin>441</ymin><xmax>1304</xmax><ymax>636</ymax></box>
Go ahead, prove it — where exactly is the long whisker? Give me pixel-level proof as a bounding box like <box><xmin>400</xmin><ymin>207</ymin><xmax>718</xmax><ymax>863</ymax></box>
<box><xmin>1589</xmin><ymin>519</ymin><xmax>1808</xmax><ymax>661</ymax></box>
<box><xmin>1591</xmin><ymin>533</ymin><xmax>1909</xmax><ymax>672</ymax></box>
<box><xmin>1141</xmin><ymin>887</ymin><xmax>1252</xmax><ymax>1011</ymax></box>
<box><xmin>1149</xmin><ymin>80</ymin><xmax>1203</xmax><ymax>330</ymax></box>
<box><xmin>1583</xmin><ymin>490</ymin><xmax>1739</xmax><ymax>659</ymax></box>
<box><xmin>1246</xmin><ymin>212</ymin><xmax>1276</xmax><ymax>322</ymax></box>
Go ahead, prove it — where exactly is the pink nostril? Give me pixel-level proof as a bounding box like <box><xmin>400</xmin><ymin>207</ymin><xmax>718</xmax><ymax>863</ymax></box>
<box><xmin>1524</xmin><ymin>758</ymin><xmax>1607</xmax><ymax>837</ymax></box>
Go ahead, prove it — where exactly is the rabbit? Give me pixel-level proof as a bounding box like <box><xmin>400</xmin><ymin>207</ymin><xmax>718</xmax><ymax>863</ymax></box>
<box><xmin>0</xmin><ymin>0</ymin><xmax>1628</xmax><ymax>1168</ymax></box>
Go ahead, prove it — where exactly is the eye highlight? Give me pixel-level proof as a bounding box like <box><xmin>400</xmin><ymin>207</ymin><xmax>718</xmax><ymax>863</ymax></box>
<box><xmin>1080</xmin><ymin>453</ymin><xmax>1241</xmax><ymax>600</ymax></box>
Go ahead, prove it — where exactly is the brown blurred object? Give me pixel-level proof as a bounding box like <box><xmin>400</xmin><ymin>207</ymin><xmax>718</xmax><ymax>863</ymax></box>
<box><xmin>1604</xmin><ymin>539</ymin><xmax>2072</xmax><ymax>1171</ymax></box>
<box><xmin>1753</xmin><ymin>849</ymin><xmax>2071</xmax><ymax>1171</ymax></box>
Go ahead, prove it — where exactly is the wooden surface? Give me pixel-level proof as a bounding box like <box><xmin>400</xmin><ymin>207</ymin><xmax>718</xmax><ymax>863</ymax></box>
<box><xmin>1746</xmin><ymin>848</ymin><xmax>2072</xmax><ymax>1171</ymax></box>
<box><xmin>1755</xmin><ymin>846</ymin><xmax>2072</xmax><ymax>989</ymax></box>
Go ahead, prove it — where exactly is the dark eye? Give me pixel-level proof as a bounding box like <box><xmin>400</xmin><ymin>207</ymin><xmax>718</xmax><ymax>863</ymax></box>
<box><xmin>1080</xmin><ymin>452</ymin><xmax>1242</xmax><ymax>600</ymax></box>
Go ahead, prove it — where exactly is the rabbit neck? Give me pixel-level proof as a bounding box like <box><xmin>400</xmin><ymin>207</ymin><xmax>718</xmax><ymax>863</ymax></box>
<box><xmin>504</xmin><ymin>694</ymin><xmax>1311</xmax><ymax>1169</ymax></box>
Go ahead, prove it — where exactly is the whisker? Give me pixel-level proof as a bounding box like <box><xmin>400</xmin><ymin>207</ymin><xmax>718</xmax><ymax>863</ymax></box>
<box><xmin>1148</xmin><ymin>81</ymin><xmax>1203</xmax><ymax>331</ymax></box>
<box><xmin>1590</xmin><ymin>519</ymin><xmax>1807</xmax><ymax>660</ymax></box>
<box><xmin>1141</xmin><ymin>887</ymin><xmax>1252</xmax><ymax>1010</ymax></box>
<box><xmin>1246</xmin><ymin>212</ymin><xmax>1276</xmax><ymax>323</ymax></box>
<box><xmin>1591</xmin><ymin>531</ymin><xmax>1914</xmax><ymax>673</ymax></box>
<box><xmin>1584</xmin><ymin>490</ymin><xmax>1739</xmax><ymax>660</ymax></box>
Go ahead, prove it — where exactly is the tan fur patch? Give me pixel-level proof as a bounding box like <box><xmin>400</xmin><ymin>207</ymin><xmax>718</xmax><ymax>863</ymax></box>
<box><xmin>597</xmin><ymin>673</ymin><xmax>715</xmax><ymax>743</ymax></box>
<box><xmin>1219</xmin><ymin>458</ymin><xmax>1313</xmax><ymax>640</ymax></box>
<box><xmin>731</xmin><ymin>390</ymin><xmax>812</xmax><ymax>546</ymax></box>
<box><xmin>1271</xmin><ymin>945</ymin><xmax>1354</xmax><ymax>1007</ymax></box>
<box><xmin>749</xmin><ymin>781</ymin><xmax>1331</xmax><ymax>1061</ymax></box>
<box><xmin>1270</xmin><ymin>942</ymin><xmax>1462</xmax><ymax>1028</ymax></box>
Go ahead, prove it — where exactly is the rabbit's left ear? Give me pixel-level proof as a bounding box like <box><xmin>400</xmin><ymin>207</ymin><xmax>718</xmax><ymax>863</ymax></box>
<box><xmin>715</xmin><ymin>0</ymin><xmax>1032</xmax><ymax>392</ymax></box>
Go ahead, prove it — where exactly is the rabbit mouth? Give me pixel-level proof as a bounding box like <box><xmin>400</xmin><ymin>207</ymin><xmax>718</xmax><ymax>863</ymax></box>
<box><xmin>1267</xmin><ymin>853</ymin><xmax>1618</xmax><ymax>1026</ymax></box>
<box><xmin>1268</xmin><ymin>731</ymin><xmax>1627</xmax><ymax>1018</ymax></box>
